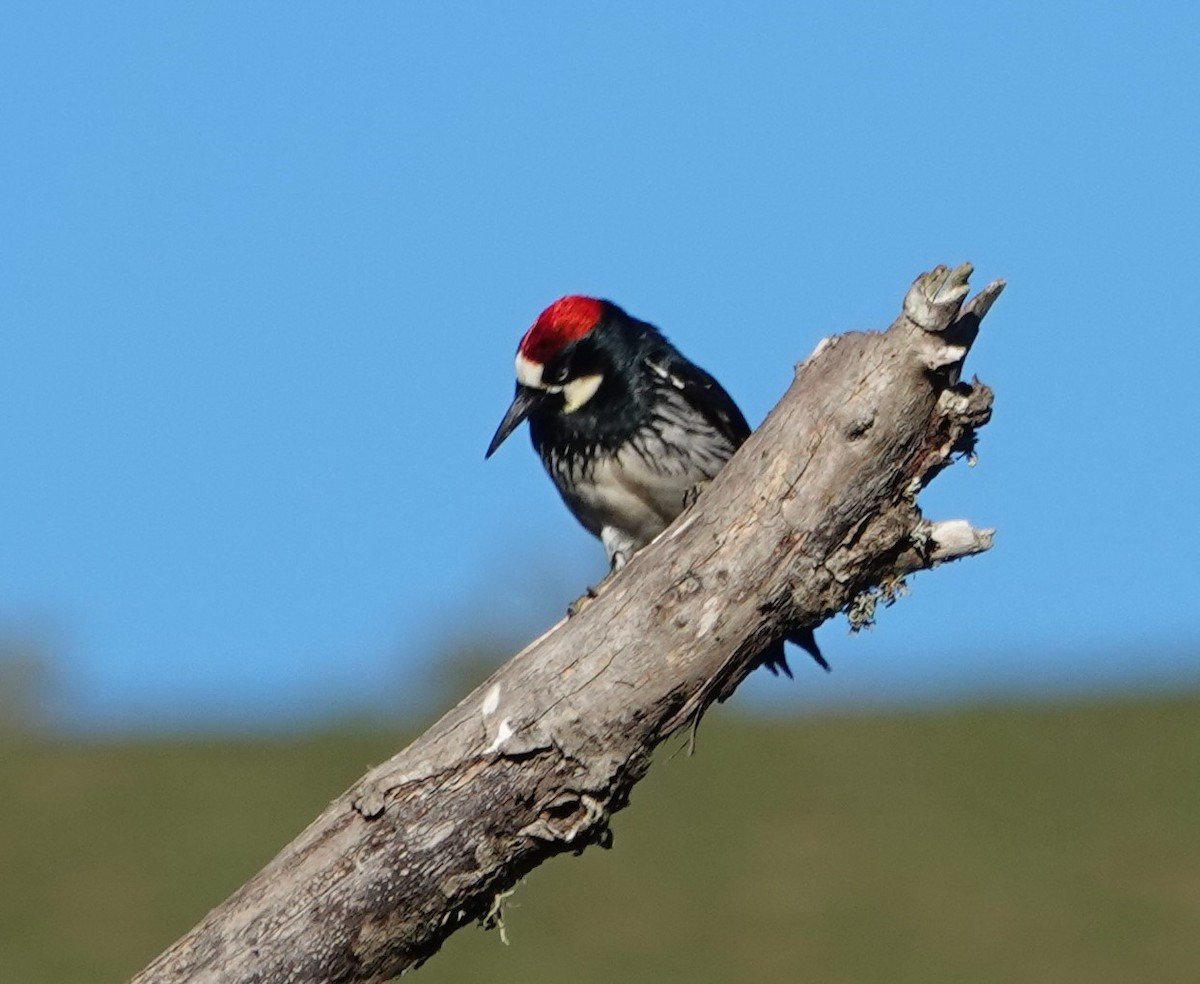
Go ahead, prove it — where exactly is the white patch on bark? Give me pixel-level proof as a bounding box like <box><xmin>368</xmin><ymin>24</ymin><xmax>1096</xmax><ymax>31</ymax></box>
<box><xmin>487</xmin><ymin>718</ymin><xmax>514</xmax><ymax>753</ymax></box>
<box><xmin>667</xmin><ymin>513</ymin><xmax>698</xmax><ymax>540</ymax></box>
<box><xmin>927</xmin><ymin>519</ymin><xmax>995</xmax><ymax>562</ymax></box>
<box><xmin>696</xmin><ymin>597</ymin><xmax>722</xmax><ymax>638</ymax></box>
<box><xmin>807</xmin><ymin>336</ymin><xmax>833</xmax><ymax>362</ymax></box>
<box><xmin>481</xmin><ymin>683</ymin><xmax>501</xmax><ymax>717</ymax></box>
<box><xmin>922</xmin><ymin>343</ymin><xmax>967</xmax><ymax>369</ymax></box>
<box><xmin>414</xmin><ymin>821</ymin><xmax>455</xmax><ymax>852</ymax></box>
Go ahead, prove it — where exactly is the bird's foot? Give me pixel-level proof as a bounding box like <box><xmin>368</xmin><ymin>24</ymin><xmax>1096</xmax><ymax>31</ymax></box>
<box><xmin>567</xmin><ymin>578</ymin><xmax>610</xmax><ymax>617</ymax></box>
<box><xmin>566</xmin><ymin>586</ymin><xmax>597</xmax><ymax>618</ymax></box>
<box><xmin>683</xmin><ymin>479</ymin><xmax>712</xmax><ymax>510</ymax></box>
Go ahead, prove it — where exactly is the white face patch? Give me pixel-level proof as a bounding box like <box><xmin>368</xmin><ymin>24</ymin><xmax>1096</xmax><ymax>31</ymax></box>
<box><xmin>562</xmin><ymin>373</ymin><xmax>603</xmax><ymax>413</ymax></box>
<box><xmin>515</xmin><ymin>350</ymin><xmax>601</xmax><ymax>412</ymax></box>
<box><xmin>515</xmin><ymin>351</ymin><xmax>545</xmax><ymax>389</ymax></box>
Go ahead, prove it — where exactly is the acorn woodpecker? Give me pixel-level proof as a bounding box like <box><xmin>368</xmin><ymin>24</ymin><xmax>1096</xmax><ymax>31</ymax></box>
<box><xmin>486</xmin><ymin>295</ymin><xmax>826</xmax><ymax>674</ymax></box>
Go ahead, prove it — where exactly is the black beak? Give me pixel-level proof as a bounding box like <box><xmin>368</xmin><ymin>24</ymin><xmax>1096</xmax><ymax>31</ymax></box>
<box><xmin>485</xmin><ymin>385</ymin><xmax>548</xmax><ymax>458</ymax></box>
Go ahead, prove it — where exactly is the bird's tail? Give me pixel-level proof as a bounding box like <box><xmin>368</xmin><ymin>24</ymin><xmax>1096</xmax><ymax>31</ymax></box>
<box><xmin>762</xmin><ymin>628</ymin><xmax>829</xmax><ymax>677</ymax></box>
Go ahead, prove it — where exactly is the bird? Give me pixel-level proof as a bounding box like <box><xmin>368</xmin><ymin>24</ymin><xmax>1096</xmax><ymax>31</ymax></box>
<box><xmin>485</xmin><ymin>295</ymin><xmax>826</xmax><ymax>675</ymax></box>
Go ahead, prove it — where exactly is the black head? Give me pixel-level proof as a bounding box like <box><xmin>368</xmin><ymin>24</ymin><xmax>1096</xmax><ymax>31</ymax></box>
<box><xmin>485</xmin><ymin>296</ymin><xmax>661</xmax><ymax>457</ymax></box>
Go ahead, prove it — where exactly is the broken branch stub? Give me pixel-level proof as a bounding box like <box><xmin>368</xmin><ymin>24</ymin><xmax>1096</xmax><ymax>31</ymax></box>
<box><xmin>131</xmin><ymin>263</ymin><xmax>1001</xmax><ymax>984</ymax></box>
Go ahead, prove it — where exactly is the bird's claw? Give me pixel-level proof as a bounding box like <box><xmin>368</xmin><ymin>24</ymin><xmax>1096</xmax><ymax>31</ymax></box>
<box><xmin>683</xmin><ymin>480</ymin><xmax>712</xmax><ymax>510</ymax></box>
<box><xmin>567</xmin><ymin>583</ymin><xmax>601</xmax><ymax>618</ymax></box>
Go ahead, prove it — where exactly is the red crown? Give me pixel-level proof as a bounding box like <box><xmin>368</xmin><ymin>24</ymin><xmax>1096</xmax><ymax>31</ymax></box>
<box><xmin>518</xmin><ymin>295</ymin><xmax>603</xmax><ymax>364</ymax></box>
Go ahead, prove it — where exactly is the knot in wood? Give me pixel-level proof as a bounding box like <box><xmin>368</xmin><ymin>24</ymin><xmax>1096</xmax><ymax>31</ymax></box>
<box><xmin>844</xmin><ymin>412</ymin><xmax>875</xmax><ymax>440</ymax></box>
<box><xmin>351</xmin><ymin>781</ymin><xmax>389</xmax><ymax>819</ymax></box>
<box><xmin>518</xmin><ymin>791</ymin><xmax>607</xmax><ymax>846</ymax></box>
<box><xmin>672</xmin><ymin>572</ymin><xmax>703</xmax><ymax>597</ymax></box>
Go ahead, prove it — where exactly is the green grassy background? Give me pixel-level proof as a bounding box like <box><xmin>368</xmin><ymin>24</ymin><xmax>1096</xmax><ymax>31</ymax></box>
<box><xmin>4</xmin><ymin>694</ymin><xmax>1198</xmax><ymax>983</ymax></box>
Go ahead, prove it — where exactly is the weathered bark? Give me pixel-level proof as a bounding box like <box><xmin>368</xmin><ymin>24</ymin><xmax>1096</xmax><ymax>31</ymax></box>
<box><xmin>131</xmin><ymin>263</ymin><xmax>1001</xmax><ymax>984</ymax></box>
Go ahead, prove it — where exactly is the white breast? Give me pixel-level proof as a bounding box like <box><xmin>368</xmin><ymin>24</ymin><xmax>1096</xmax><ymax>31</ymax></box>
<box><xmin>544</xmin><ymin>388</ymin><xmax>739</xmax><ymax>569</ymax></box>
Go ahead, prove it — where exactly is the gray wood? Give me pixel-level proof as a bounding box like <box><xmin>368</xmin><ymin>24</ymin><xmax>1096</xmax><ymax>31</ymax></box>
<box><xmin>131</xmin><ymin>263</ymin><xmax>1001</xmax><ymax>984</ymax></box>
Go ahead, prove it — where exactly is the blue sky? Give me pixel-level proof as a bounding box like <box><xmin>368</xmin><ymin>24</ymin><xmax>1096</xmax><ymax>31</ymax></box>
<box><xmin>3</xmin><ymin>3</ymin><xmax>1198</xmax><ymax>730</ymax></box>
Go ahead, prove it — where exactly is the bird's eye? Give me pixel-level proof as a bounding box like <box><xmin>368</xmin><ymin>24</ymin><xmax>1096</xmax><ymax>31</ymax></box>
<box><xmin>553</xmin><ymin>365</ymin><xmax>570</xmax><ymax>383</ymax></box>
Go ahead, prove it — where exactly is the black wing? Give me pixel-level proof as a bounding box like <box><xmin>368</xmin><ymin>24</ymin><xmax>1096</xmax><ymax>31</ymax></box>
<box><xmin>648</xmin><ymin>346</ymin><xmax>753</xmax><ymax>449</ymax></box>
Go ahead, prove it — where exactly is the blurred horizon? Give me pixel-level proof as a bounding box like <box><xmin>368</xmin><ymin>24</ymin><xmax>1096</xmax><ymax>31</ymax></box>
<box><xmin>5</xmin><ymin>631</ymin><xmax>1200</xmax><ymax>737</ymax></box>
<box><xmin>6</xmin><ymin>692</ymin><xmax>1199</xmax><ymax>983</ymax></box>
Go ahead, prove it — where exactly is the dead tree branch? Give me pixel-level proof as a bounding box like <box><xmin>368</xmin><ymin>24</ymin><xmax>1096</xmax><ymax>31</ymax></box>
<box><xmin>131</xmin><ymin>263</ymin><xmax>1001</xmax><ymax>984</ymax></box>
